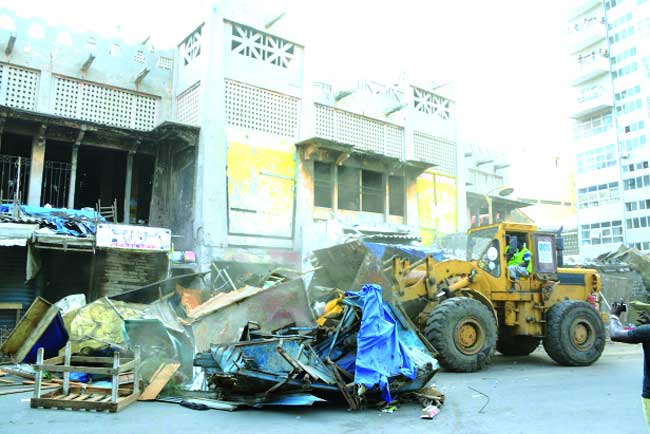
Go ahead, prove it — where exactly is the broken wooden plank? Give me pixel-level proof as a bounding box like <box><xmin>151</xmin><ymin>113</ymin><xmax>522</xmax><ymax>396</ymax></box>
<box><xmin>139</xmin><ymin>362</ymin><xmax>180</xmax><ymax>401</ymax></box>
<box><xmin>0</xmin><ymin>297</ymin><xmax>51</xmax><ymax>355</ymax></box>
<box><xmin>0</xmin><ymin>385</ymin><xmax>57</xmax><ymax>396</ymax></box>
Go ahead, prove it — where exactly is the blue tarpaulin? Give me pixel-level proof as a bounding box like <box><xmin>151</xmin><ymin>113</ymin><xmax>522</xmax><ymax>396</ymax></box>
<box><xmin>1</xmin><ymin>204</ymin><xmax>104</xmax><ymax>237</ymax></box>
<box><xmin>346</xmin><ymin>284</ymin><xmax>417</xmax><ymax>402</ymax></box>
<box><xmin>23</xmin><ymin>313</ymin><xmax>69</xmax><ymax>363</ymax></box>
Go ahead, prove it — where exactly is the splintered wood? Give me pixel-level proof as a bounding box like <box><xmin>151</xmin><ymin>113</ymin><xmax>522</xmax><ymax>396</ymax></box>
<box><xmin>139</xmin><ymin>362</ymin><xmax>180</xmax><ymax>401</ymax></box>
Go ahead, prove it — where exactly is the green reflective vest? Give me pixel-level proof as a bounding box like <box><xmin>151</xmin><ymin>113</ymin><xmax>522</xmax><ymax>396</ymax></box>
<box><xmin>513</xmin><ymin>247</ymin><xmax>532</xmax><ymax>273</ymax></box>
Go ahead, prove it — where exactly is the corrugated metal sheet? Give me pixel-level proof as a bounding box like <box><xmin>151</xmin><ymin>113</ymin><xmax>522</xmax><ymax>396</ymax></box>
<box><xmin>0</xmin><ymin>246</ymin><xmax>35</xmax><ymax>330</ymax></box>
<box><xmin>0</xmin><ymin>223</ymin><xmax>39</xmax><ymax>246</ymax></box>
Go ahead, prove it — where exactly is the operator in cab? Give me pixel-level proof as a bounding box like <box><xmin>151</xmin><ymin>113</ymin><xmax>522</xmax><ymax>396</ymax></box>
<box><xmin>506</xmin><ymin>236</ymin><xmax>532</xmax><ymax>292</ymax></box>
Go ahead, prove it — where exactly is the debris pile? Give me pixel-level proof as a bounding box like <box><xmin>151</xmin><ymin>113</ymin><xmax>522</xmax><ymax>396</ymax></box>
<box><xmin>194</xmin><ymin>284</ymin><xmax>438</xmax><ymax>410</ymax></box>
<box><xmin>588</xmin><ymin>245</ymin><xmax>650</xmax><ymax>303</ymax></box>
<box><xmin>0</xmin><ymin>243</ymin><xmax>443</xmax><ymax>416</ymax></box>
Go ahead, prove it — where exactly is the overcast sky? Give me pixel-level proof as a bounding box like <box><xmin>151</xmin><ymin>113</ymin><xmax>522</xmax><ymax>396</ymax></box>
<box><xmin>0</xmin><ymin>0</ymin><xmax>574</xmax><ymax>159</ymax></box>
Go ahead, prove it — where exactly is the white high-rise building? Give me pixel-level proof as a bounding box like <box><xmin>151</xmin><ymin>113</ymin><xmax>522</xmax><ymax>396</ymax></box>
<box><xmin>568</xmin><ymin>0</ymin><xmax>650</xmax><ymax>260</ymax></box>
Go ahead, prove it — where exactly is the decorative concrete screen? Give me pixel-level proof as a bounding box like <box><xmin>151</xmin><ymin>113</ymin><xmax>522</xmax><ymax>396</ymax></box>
<box><xmin>314</xmin><ymin>104</ymin><xmax>404</xmax><ymax>159</ymax></box>
<box><xmin>180</xmin><ymin>24</ymin><xmax>202</xmax><ymax>67</ymax></box>
<box><xmin>53</xmin><ymin>76</ymin><xmax>159</xmax><ymax>131</ymax></box>
<box><xmin>176</xmin><ymin>82</ymin><xmax>201</xmax><ymax>126</ymax></box>
<box><xmin>230</xmin><ymin>22</ymin><xmax>296</xmax><ymax>69</ymax></box>
<box><xmin>0</xmin><ymin>63</ymin><xmax>39</xmax><ymax>111</ymax></box>
<box><xmin>413</xmin><ymin>131</ymin><xmax>457</xmax><ymax>176</ymax></box>
<box><xmin>413</xmin><ymin>86</ymin><xmax>452</xmax><ymax>120</ymax></box>
<box><xmin>225</xmin><ymin>79</ymin><xmax>299</xmax><ymax>137</ymax></box>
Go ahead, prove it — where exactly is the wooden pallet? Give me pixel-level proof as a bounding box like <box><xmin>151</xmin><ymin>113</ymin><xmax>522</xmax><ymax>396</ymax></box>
<box><xmin>30</xmin><ymin>342</ymin><xmax>141</xmax><ymax>413</ymax></box>
<box><xmin>31</xmin><ymin>389</ymin><xmax>139</xmax><ymax>412</ymax></box>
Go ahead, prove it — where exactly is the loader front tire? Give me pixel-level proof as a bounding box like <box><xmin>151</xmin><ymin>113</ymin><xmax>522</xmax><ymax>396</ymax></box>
<box><xmin>497</xmin><ymin>335</ymin><xmax>540</xmax><ymax>356</ymax></box>
<box><xmin>543</xmin><ymin>300</ymin><xmax>605</xmax><ymax>366</ymax></box>
<box><xmin>425</xmin><ymin>297</ymin><xmax>497</xmax><ymax>372</ymax></box>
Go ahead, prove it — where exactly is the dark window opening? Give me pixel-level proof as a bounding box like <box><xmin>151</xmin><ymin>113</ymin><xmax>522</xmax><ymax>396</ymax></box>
<box><xmin>75</xmin><ymin>147</ymin><xmax>127</xmax><ymax>220</ymax></box>
<box><xmin>132</xmin><ymin>154</ymin><xmax>155</xmax><ymax>224</ymax></box>
<box><xmin>361</xmin><ymin>170</ymin><xmax>384</xmax><ymax>213</ymax></box>
<box><xmin>0</xmin><ymin>133</ymin><xmax>31</xmax><ymax>202</ymax></box>
<box><xmin>42</xmin><ymin>140</ymin><xmax>72</xmax><ymax>208</ymax></box>
<box><xmin>388</xmin><ymin>176</ymin><xmax>404</xmax><ymax>216</ymax></box>
<box><xmin>314</xmin><ymin>161</ymin><xmax>332</xmax><ymax>208</ymax></box>
<box><xmin>338</xmin><ymin>166</ymin><xmax>360</xmax><ymax>211</ymax></box>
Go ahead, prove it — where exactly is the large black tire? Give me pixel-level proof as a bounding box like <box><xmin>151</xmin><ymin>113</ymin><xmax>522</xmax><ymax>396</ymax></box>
<box><xmin>424</xmin><ymin>297</ymin><xmax>497</xmax><ymax>372</ymax></box>
<box><xmin>543</xmin><ymin>300</ymin><xmax>605</xmax><ymax>366</ymax></box>
<box><xmin>497</xmin><ymin>335</ymin><xmax>540</xmax><ymax>356</ymax></box>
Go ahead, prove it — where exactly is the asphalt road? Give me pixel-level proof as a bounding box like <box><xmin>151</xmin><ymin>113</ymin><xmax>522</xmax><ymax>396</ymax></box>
<box><xmin>0</xmin><ymin>342</ymin><xmax>646</xmax><ymax>434</ymax></box>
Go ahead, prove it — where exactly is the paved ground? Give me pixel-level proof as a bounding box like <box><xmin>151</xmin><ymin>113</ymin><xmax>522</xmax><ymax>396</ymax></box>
<box><xmin>1</xmin><ymin>342</ymin><xmax>646</xmax><ymax>434</ymax></box>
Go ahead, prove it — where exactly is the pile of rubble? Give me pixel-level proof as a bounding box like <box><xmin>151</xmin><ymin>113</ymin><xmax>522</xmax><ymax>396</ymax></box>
<box><xmin>0</xmin><ymin>244</ymin><xmax>443</xmax><ymax>417</ymax></box>
<box><xmin>587</xmin><ymin>245</ymin><xmax>650</xmax><ymax>304</ymax></box>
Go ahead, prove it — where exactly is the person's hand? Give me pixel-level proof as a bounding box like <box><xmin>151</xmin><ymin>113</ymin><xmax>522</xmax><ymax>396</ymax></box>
<box><xmin>610</xmin><ymin>302</ymin><xmax>626</xmax><ymax>317</ymax></box>
<box><xmin>637</xmin><ymin>311</ymin><xmax>650</xmax><ymax>326</ymax></box>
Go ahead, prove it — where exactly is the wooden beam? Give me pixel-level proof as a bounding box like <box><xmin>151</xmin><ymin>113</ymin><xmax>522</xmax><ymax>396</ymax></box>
<box><xmin>302</xmin><ymin>142</ymin><xmax>317</xmax><ymax>160</ymax></box>
<box><xmin>138</xmin><ymin>362</ymin><xmax>179</xmax><ymax>401</ymax></box>
<box><xmin>4</xmin><ymin>34</ymin><xmax>15</xmax><ymax>55</ymax></box>
<box><xmin>81</xmin><ymin>53</ymin><xmax>96</xmax><ymax>72</ymax></box>
<box><xmin>134</xmin><ymin>67</ymin><xmax>150</xmax><ymax>85</ymax></box>
<box><xmin>335</xmin><ymin>152</ymin><xmax>350</xmax><ymax>166</ymax></box>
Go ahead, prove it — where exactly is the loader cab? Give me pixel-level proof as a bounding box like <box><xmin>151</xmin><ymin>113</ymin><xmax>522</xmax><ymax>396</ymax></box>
<box><xmin>467</xmin><ymin>223</ymin><xmax>559</xmax><ymax>290</ymax></box>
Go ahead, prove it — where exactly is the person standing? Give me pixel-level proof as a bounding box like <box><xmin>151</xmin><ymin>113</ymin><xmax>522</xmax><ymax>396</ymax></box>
<box><xmin>610</xmin><ymin>303</ymin><xmax>650</xmax><ymax>428</ymax></box>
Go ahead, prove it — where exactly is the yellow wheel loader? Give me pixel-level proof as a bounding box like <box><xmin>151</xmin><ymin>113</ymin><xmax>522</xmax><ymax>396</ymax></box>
<box><xmin>391</xmin><ymin>223</ymin><xmax>606</xmax><ymax>372</ymax></box>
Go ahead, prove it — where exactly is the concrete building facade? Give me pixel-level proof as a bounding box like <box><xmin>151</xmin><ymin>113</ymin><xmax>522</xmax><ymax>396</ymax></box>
<box><xmin>0</xmin><ymin>3</ymin><xmax>464</xmax><ymax>272</ymax></box>
<box><xmin>568</xmin><ymin>0</ymin><xmax>650</xmax><ymax>260</ymax></box>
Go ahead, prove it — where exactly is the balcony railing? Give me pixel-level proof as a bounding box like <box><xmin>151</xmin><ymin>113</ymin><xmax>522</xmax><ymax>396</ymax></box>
<box><xmin>571</xmin><ymin>51</ymin><xmax>610</xmax><ymax>85</ymax></box>
<box><xmin>571</xmin><ymin>86</ymin><xmax>613</xmax><ymax>119</ymax></box>
<box><xmin>567</xmin><ymin>17</ymin><xmax>607</xmax><ymax>53</ymax></box>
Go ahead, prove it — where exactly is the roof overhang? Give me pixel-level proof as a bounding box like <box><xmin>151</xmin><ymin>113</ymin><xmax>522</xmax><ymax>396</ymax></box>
<box><xmin>0</xmin><ymin>106</ymin><xmax>199</xmax><ymax>155</ymax></box>
<box><xmin>296</xmin><ymin>137</ymin><xmax>434</xmax><ymax>175</ymax></box>
<box><xmin>466</xmin><ymin>191</ymin><xmax>532</xmax><ymax>209</ymax></box>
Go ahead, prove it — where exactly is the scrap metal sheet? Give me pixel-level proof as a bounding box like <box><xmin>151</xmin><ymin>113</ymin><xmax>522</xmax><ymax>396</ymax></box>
<box><xmin>192</xmin><ymin>279</ymin><xmax>315</xmax><ymax>351</ymax></box>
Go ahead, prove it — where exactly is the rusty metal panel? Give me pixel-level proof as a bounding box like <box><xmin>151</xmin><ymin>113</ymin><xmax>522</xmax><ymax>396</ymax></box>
<box><xmin>191</xmin><ymin>279</ymin><xmax>315</xmax><ymax>351</ymax></box>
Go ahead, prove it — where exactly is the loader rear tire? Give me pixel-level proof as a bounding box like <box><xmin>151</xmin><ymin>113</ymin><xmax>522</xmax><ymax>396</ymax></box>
<box><xmin>424</xmin><ymin>297</ymin><xmax>497</xmax><ymax>372</ymax></box>
<box><xmin>497</xmin><ymin>335</ymin><xmax>540</xmax><ymax>356</ymax></box>
<box><xmin>543</xmin><ymin>300</ymin><xmax>605</xmax><ymax>366</ymax></box>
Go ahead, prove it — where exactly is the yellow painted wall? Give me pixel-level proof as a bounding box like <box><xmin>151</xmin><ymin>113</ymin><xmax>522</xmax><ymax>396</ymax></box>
<box><xmin>417</xmin><ymin>170</ymin><xmax>457</xmax><ymax>245</ymax></box>
<box><xmin>226</xmin><ymin>132</ymin><xmax>295</xmax><ymax>238</ymax></box>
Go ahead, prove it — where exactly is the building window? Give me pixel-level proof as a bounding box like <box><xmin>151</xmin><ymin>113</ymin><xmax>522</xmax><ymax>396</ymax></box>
<box><xmin>389</xmin><ymin>176</ymin><xmax>404</xmax><ymax>216</ymax></box>
<box><xmin>338</xmin><ymin>166</ymin><xmax>361</xmax><ymax>211</ymax></box>
<box><xmin>314</xmin><ymin>161</ymin><xmax>332</xmax><ymax>208</ymax></box>
<box><xmin>577</xmin><ymin>182</ymin><xmax>619</xmax><ymax>208</ymax></box>
<box><xmin>361</xmin><ymin>170</ymin><xmax>384</xmax><ymax>213</ymax></box>
<box><xmin>580</xmin><ymin>220</ymin><xmax>623</xmax><ymax>245</ymax></box>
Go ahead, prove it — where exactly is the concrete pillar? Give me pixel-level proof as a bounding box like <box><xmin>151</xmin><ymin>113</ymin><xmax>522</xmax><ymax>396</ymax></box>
<box><xmin>35</xmin><ymin>64</ymin><xmax>53</xmax><ymax>113</ymax></box>
<box><xmin>27</xmin><ymin>134</ymin><xmax>46</xmax><ymax>206</ymax></box>
<box><xmin>67</xmin><ymin>144</ymin><xmax>79</xmax><ymax>209</ymax></box>
<box><xmin>399</xmin><ymin>76</ymin><xmax>415</xmax><ymax>161</ymax></box>
<box><xmin>293</xmin><ymin>34</ymin><xmax>315</xmax><ymax>257</ymax></box>
<box><xmin>123</xmin><ymin>150</ymin><xmax>134</xmax><ymax>224</ymax></box>
<box><xmin>405</xmin><ymin>171</ymin><xmax>420</xmax><ymax>227</ymax></box>
<box><xmin>331</xmin><ymin>164</ymin><xmax>338</xmax><ymax>213</ymax></box>
<box><xmin>193</xmin><ymin>1</ymin><xmax>229</xmax><ymax>266</ymax></box>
